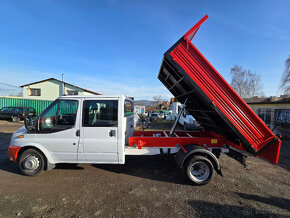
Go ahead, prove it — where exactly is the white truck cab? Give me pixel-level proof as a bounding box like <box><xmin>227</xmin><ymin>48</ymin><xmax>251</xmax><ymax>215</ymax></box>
<box><xmin>9</xmin><ymin>95</ymin><xmax>134</xmax><ymax>176</ymax></box>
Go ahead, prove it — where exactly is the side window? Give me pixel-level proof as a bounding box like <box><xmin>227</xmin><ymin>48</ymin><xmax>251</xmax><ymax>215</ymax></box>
<box><xmin>39</xmin><ymin>100</ymin><xmax>78</xmax><ymax>132</ymax></box>
<box><xmin>83</xmin><ymin>100</ymin><xmax>118</xmax><ymax>127</ymax></box>
<box><xmin>25</xmin><ymin>108</ymin><xmax>34</xmax><ymax>113</ymax></box>
<box><xmin>39</xmin><ymin>101</ymin><xmax>59</xmax><ymax>131</ymax></box>
<box><xmin>13</xmin><ymin>108</ymin><xmax>19</xmax><ymax>113</ymax></box>
<box><xmin>56</xmin><ymin>101</ymin><xmax>78</xmax><ymax>126</ymax></box>
<box><xmin>124</xmin><ymin>100</ymin><xmax>133</xmax><ymax>117</ymax></box>
<box><xmin>7</xmin><ymin>108</ymin><xmax>16</xmax><ymax>113</ymax></box>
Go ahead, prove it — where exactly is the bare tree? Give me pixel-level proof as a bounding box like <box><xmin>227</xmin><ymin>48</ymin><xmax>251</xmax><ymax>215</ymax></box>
<box><xmin>230</xmin><ymin>65</ymin><xmax>263</xmax><ymax>98</ymax></box>
<box><xmin>152</xmin><ymin>95</ymin><xmax>166</xmax><ymax>110</ymax></box>
<box><xmin>279</xmin><ymin>56</ymin><xmax>290</xmax><ymax>94</ymax></box>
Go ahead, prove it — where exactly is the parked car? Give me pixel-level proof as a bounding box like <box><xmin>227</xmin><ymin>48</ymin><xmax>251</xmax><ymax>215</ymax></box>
<box><xmin>159</xmin><ymin>111</ymin><xmax>165</xmax><ymax>119</ymax></box>
<box><xmin>150</xmin><ymin>112</ymin><xmax>160</xmax><ymax>121</ymax></box>
<box><xmin>164</xmin><ymin>111</ymin><xmax>173</xmax><ymax>119</ymax></box>
<box><xmin>147</xmin><ymin>111</ymin><xmax>152</xmax><ymax>117</ymax></box>
<box><xmin>165</xmin><ymin>112</ymin><xmax>175</xmax><ymax>121</ymax></box>
<box><xmin>179</xmin><ymin>110</ymin><xmax>200</xmax><ymax>130</ymax></box>
<box><xmin>0</xmin><ymin>107</ymin><xmax>37</xmax><ymax>122</ymax></box>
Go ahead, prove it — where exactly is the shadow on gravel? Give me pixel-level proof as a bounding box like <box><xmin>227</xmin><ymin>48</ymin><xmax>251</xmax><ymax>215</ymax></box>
<box><xmin>55</xmin><ymin>163</ymin><xmax>84</xmax><ymax>170</ymax></box>
<box><xmin>93</xmin><ymin>155</ymin><xmax>188</xmax><ymax>185</ymax></box>
<box><xmin>0</xmin><ymin>132</ymin><xmax>13</xmax><ymax>157</ymax></box>
<box><xmin>0</xmin><ymin>161</ymin><xmax>22</xmax><ymax>175</ymax></box>
<box><xmin>0</xmin><ymin>163</ymin><xmax>84</xmax><ymax>176</ymax></box>
<box><xmin>278</xmin><ymin>139</ymin><xmax>290</xmax><ymax>172</ymax></box>
<box><xmin>188</xmin><ymin>200</ymin><xmax>287</xmax><ymax>217</ymax></box>
<box><xmin>236</xmin><ymin>193</ymin><xmax>290</xmax><ymax>211</ymax></box>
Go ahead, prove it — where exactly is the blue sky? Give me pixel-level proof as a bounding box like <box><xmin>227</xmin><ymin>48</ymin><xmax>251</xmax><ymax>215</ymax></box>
<box><xmin>0</xmin><ymin>0</ymin><xmax>289</xmax><ymax>100</ymax></box>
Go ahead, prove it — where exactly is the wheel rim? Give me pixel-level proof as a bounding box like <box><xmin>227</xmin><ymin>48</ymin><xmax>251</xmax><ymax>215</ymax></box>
<box><xmin>189</xmin><ymin>161</ymin><xmax>210</xmax><ymax>182</ymax></box>
<box><xmin>23</xmin><ymin>155</ymin><xmax>40</xmax><ymax>172</ymax></box>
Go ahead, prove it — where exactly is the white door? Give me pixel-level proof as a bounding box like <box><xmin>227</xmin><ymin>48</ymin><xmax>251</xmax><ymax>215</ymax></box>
<box><xmin>35</xmin><ymin>99</ymin><xmax>80</xmax><ymax>163</ymax></box>
<box><xmin>80</xmin><ymin>99</ymin><xmax>119</xmax><ymax>163</ymax></box>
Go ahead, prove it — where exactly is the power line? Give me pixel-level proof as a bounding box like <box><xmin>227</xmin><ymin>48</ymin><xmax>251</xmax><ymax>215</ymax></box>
<box><xmin>0</xmin><ymin>81</ymin><xmax>21</xmax><ymax>89</ymax></box>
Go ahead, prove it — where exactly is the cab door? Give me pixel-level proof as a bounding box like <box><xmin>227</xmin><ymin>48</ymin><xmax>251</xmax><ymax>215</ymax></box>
<box><xmin>80</xmin><ymin>99</ymin><xmax>119</xmax><ymax>163</ymax></box>
<box><xmin>35</xmin><ymin>99</ymin><xmax>80</xmax><ymax>163</ymax></box>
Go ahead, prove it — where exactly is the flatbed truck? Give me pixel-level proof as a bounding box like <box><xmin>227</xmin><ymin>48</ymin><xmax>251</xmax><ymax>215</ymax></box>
<box><xmin>8</xmin><ymin>15</ymin><xmax>281</xmax><ymax>185</ymax></box>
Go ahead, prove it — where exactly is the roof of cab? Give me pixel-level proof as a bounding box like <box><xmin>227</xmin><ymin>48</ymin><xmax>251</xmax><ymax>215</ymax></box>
<box><xmin>59</xmin><ymin>95</ymin><xmax>133</xmax><ymax>100</ymax></box>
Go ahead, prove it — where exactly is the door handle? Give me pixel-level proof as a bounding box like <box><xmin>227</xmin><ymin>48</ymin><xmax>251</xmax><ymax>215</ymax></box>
<box><xmin>109</xmin><ymin>130</ymin><xmax>116</xmax><ymax>137</ymax></box>
<box><xmin>76</xmin><ymin>130</ymin><xmax>80</xmax><ymax>137</ymax></box>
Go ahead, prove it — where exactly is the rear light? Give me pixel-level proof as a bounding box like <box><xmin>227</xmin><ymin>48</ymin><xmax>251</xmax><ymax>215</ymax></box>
<box><xmin>22</xmin><ymin>113</ymin><xmax>25</xmax><ymax>117</ymax></box>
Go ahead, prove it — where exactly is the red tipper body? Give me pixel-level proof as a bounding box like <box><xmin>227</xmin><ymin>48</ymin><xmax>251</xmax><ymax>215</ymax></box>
<box><xmin>156</xmin><ymin>15</ymin><xmax>281</xmax><ymax>164</ymax></box>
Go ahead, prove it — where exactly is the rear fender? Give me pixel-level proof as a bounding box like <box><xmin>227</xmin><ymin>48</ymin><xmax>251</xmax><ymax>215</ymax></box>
<box><xmin>176</xmin><ymin>144</ymin><xmax>222</xmax><ymax>176</ymax></box>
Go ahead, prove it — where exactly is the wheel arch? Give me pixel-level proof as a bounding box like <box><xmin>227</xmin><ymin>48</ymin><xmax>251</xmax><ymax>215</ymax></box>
<box><xmin>11</xmin><ymin>115</ymin><xmax>20</xmax><ymax>121</ymax></box>
<box><xmin>17</xmin><ymin>144</ymin><xmax>54</xmax><ymax>170</ymax></box>
<box><xmin>176</xmin><ymin>144</ymin><xmax>222</xmax><ymax>176</ymax></box>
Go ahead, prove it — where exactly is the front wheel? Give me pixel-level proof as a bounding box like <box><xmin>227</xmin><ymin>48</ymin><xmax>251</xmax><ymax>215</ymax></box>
<box><xmin>12</xmin><ymin>116</ymin><xmax>20</xmax><ymax>122</ymax></box>
<box><xmin>18</xmin><ymin>149</ymin><xmax>45</xmax><ymax>176</ymax></box>
<box><xmin>185</xmin><ymin>155</ymin><xmax>214</xmax><ymax>185</ymax></box>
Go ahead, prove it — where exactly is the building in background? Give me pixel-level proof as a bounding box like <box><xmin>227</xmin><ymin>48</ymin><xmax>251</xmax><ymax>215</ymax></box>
<box><xmin>134</xmin><ymin>105</ymin><xmax>146</xmax><ymax>115</ymax></box>
<box><xmin>245</xmin><ymin>95</ymin><xmax>290</xmax><ymax>138</ymax></box>
<box><xmin>20</xmin><ymin>78</ymin><xmax>101</xmax><ymax>101</ymax></box>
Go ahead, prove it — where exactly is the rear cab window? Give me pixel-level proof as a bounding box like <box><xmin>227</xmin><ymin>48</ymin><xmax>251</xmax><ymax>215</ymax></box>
<box><xmin>124</xmin><ymin>100</ymin><xmax>134</xmax><ymax>117</ymax></box>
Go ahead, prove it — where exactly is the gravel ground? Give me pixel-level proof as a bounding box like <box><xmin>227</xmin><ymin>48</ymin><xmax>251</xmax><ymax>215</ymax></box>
<box><xmin>0</xmin><ymin>120</ymin><xmax>289</xmax><ymax>217</ymax></box>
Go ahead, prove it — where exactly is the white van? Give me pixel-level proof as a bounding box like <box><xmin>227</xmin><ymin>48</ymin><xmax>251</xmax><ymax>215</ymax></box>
<box><xmin>9</xmin><ymin>95</ymin><xmax>134</xmax><ymax>176</ymax></box>
<box><xmin>179</xmin><ymin>110</ymin><xmax>200</xmax><ymax>130</ymax></box>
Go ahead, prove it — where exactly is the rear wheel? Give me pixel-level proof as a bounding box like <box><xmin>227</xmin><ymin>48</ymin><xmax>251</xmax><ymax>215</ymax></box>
<box><xmin>12</xmin><ymin>116</ymin><xmax>20</xmax><ymax>122</ymax></box>
<box><xmin>185</xmin><ymin>155</ymin><xmax>214</xmax><ymax>185</ymax></box>
<box><xmin>18</xmin><ymin>149</ymin><xmax>45</xmax><ymax>176</ymax></box>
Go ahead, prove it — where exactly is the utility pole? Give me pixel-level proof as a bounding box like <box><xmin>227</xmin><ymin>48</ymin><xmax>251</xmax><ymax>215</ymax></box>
<box><xmin>62</xmin><ymin>73</ymin><xmax>65</xmax><ymax>96</ymax></box>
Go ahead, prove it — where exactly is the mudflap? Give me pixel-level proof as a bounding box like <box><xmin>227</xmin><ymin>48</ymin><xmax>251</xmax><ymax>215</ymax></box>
<box><xmin>226</xmin><ymin>147</ymin><xmax>247</xmax><ymax>169</ymax></box>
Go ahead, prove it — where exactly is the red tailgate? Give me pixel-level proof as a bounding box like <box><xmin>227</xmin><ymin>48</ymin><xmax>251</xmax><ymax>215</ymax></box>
<box><xmin>158</xmin><ymin>15</ymin><xmax>281</xmax><ymax>163</ymax></box>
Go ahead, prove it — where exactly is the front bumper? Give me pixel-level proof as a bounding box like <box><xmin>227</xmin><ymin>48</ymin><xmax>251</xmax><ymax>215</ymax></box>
<box><xmin>8</xmin><ymin>146</ymin><xmax>21</xmax><ymax>162</ymax></box>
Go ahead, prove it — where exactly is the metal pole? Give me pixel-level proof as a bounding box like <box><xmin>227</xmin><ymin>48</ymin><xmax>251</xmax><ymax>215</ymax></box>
<box><xmin>62</xmin><ymin>73</ymin><xmax>65</xmax><ymax>96</ymax></box>
<box><xmin>169</xmin><ymin>98</ymin><xmax>188</xmax><ymax>136</ymax></box>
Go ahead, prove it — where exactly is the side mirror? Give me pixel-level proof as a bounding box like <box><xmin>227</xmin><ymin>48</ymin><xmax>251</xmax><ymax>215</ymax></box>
<box><xmin>24</xmin><ymin>115</ymin><xmax>33</xmax><ymax>131</ymax></box>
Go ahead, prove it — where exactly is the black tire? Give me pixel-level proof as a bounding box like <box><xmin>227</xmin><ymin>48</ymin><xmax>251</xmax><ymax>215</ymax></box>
<box><xmin>184</xmin><ymin>123</ymin><xmax>187</xmax><ymax>130</ymax></box>
<box><xmin>18</xmin><ymin>149</ymin><xmax>45</xmax><ymax>176</ymax></box>
<box><xmin>12</xmin><ymin>116</ymin><xmax>20</xmax><ymax>122</ymax></box>
<box><xmin>184</xmin><ymin>155</ymin><xmax>214</xmax><ymax>185</ymax></box>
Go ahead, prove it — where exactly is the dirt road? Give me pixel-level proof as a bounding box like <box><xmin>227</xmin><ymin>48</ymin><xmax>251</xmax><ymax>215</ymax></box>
<box><xmin>0</xmin><ymin>121</ymin><xmax>289</xmax><ymax>217</ymax></box>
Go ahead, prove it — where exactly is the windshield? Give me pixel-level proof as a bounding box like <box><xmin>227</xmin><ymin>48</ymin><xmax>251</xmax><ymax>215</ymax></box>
<box><xmin>0</xmin><ymin>107</ymin><xmax>9</xmax><ymax>112</ymax></box>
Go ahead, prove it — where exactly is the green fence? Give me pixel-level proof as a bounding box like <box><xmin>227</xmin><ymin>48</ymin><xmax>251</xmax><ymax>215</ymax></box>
<box><xmin>0</xmin><ymin>97</ymin><xmax>53</xmax><ymax>115</ymax></box>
